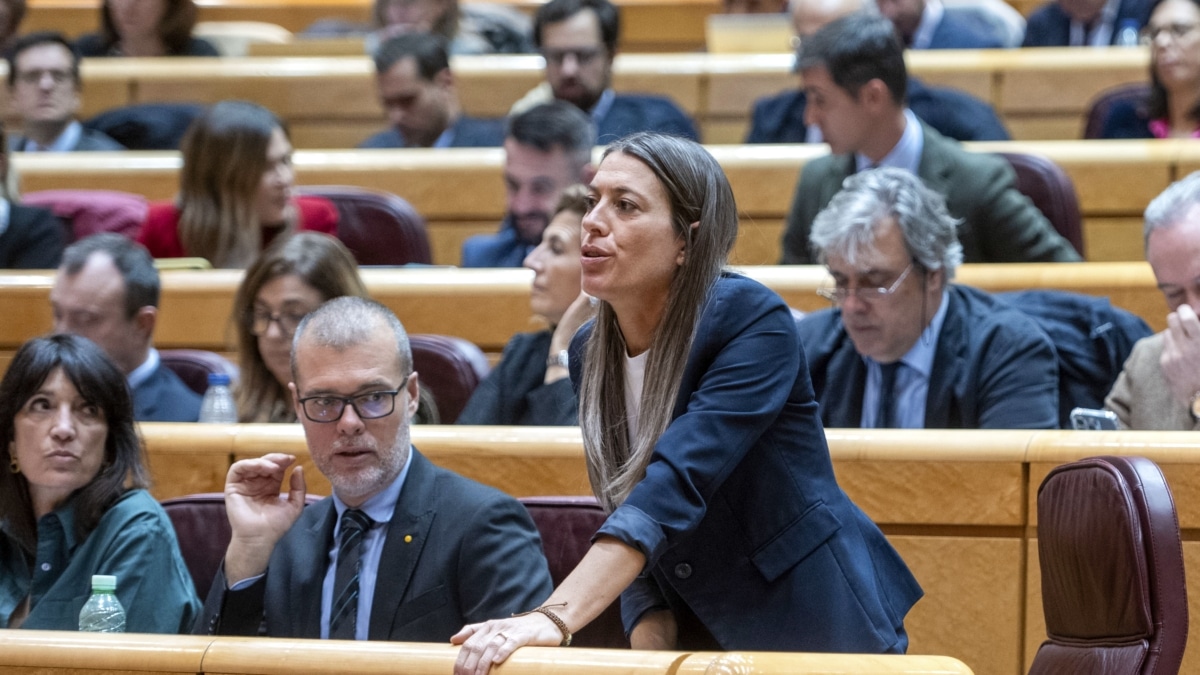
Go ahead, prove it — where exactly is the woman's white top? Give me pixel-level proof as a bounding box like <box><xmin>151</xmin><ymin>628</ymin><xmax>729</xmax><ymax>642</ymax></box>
<box><xmin>623</xmin><ymin>350</ymin><xmax>648</xmax><ymax>446</ymax></box>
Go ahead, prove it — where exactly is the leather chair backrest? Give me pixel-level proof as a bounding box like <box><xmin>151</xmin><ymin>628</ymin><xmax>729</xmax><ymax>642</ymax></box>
<box><xmin>159</xmin><ymin>349</ymin><xmax>239</xmax><ymax>395</ymax></box>
<box><xmin>1030</xmin><ymin>455</ymin><xmax>1188</xmax><ymax>675</ymax></box>
<box><xmin>85</xmin><ymin>103</ymin><xmax>207</xmax><ymax>150</ymax></box>
<box><xmin>297</xmin><ymin>186</ymin><xmax>432</xmax><ymax>265</ymax></box>
<box><xmin>519</xmin><ymin>496</ymin><xmax>628</xmax><ymax>648</ymax></box>
<box><xmin>410</xmin><ymin>334</ymin><xmax>490</xmax><ymax>424</ymax></box>
<box><xmin>997</xmin><ymin>152</ymin><xmax>1085</xmax><ymax>258</ymax></box>
<box><xmin>161</xmin><ymin>493</ymin><xmax>324</xmax><ymax>600</ymax></box>
<box><xmin>1084</xmin><ymin>83</ymin><xmax>1153</xmax><ymax>140</ymax></box>
<box><xmin>23</xmin><ymin>189</ymin><xmax>147</xmax><ymax>242</ymax></box>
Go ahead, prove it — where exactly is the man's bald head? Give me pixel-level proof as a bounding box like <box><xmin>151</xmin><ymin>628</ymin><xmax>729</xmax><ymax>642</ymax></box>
<box><xmin>789</xmin><ymin>0</ymin><xmax>869</xmax><ymax>38</ymax></box>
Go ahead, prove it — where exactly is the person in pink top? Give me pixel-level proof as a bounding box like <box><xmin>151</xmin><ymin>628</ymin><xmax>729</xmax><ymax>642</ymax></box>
<box><xmin>137</xmin><ymin>100</ymin><xmax>337</xmax><ymax>268</ymax></box>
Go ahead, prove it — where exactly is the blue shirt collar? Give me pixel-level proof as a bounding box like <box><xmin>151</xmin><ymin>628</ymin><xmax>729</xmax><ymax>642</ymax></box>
<box><xmin>126</xmin><ymin>348</ymin><xmax>158</xmax><ymax>390</ymax></box>
<box><xmin>855</xmin><ymin>108</ymin><xmax>924</xmax><ymax>175</ymax></box>
<box><xmin>26</xmin><ymin>120</ymin><xmax>83</xmax><ymax>152</ymax></box>
<box><xmin>910</xmin><ymin>0</ymin><xmax>945</xmax><ymax>49</ymax></box>
<box><xmin>1070</xmin><ymin>0</ymin><xmax>1120</xmax><ymax>45</ymax></box>
<box><xmin>589</xmin><ymin>88</ymin><xmax>616</xmax><ymax>125</ymax></box>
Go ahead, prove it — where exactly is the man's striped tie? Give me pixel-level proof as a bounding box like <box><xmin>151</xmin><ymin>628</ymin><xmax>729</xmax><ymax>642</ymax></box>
<box><xmin>330</xmin><ymin>508</ymin><xmax>373</xmax><ymax>639</ymax></box>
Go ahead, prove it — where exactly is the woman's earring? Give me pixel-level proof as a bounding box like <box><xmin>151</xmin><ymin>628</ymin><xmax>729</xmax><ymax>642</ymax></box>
<box><xmin>9</xmin><ymin>457</ymin><xmax>19</xmax><ymax>474</ymax></box>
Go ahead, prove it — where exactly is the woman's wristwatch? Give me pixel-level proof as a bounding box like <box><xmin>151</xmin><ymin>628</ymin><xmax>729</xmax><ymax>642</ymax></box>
<box><xmin>546</xmin><ymin>349</ymin><xmax>569</xmax><ymax>369</ymax></box>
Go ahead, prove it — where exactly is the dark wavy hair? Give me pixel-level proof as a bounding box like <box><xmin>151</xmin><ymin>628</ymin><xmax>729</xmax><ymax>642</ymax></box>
<box><xmin>0</xmin><ymin>334</ymin><xmax>148</xmax><ymax>556</ymax></box>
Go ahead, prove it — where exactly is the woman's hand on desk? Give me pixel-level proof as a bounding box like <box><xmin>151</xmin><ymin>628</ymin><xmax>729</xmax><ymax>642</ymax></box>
<box><xmin>450</xmin><ymin>610</ymin><xmax>564</xmax><ymax>675</ymax></box>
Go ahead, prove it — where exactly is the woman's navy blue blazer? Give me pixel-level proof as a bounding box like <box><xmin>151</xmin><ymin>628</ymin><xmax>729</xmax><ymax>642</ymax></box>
<box><xmin>570</xmin><ymin>273</ymin><xmax>923</xmax><ymax>653</ymax></box>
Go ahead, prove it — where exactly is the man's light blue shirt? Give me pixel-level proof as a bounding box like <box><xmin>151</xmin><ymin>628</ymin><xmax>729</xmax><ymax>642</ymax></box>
<box><xmin>127</xmin><ymin>347</ymin><xmax>160</xmax><ymax>391</ymax></box>
<box><xmin>859</xmin><ymin>289</ymin><xmax>950</xmax><ymax>428</ymax></box>
<box><xmin>320</xmin><ymin>450</ymin><xmax>412</xmax><ymax>640</ymax></box>
<box><xmin>24</xmin><ymin>120</ymin><xmax>83</xmax><ymax>152</ymax></box>
<box><xmin>855</xmin><ymin>108</ymin><xmax>924</xmax><ymax>175</ymax></box>
<box><xmin>1070</xmin><ymin>0</ymin><xmax>1120</xmax><ymax>45</ymax></box>
<box><xmin>910</xmin><ymin>0</ymin><xmax>946</xmax><ymax>49</ymax></box>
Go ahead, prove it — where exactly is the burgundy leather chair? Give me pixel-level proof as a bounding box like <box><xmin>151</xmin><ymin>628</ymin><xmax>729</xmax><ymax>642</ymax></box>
<box><xmin>159</xmin><ymin>349</ymin><xmax>239</xmax><ymax>395</ymax></box>
<box><xmin>22</xmin><ymin>189</ymin><xmax>147</xmax><ymax>242</ymax></box>
<box><xmin>519</xmin><ymin>496</ymin><xmax>628</xmax><ymax>649</ymax></box>
<box><xmin>410</xmin><ymin>334</ymin><xmax>489</xmax><ymax>424</ymax></box>
<box><xmin>161</xmin><ymin>493</ymin><xmax>323</xmax><ymax>600</ymax></box>
<box><xmin>1084</xmin><ymin>83</ymin><xmax>1152</xmax><ymax>140</ymax></box>
<box><xmin>1030</xmin><ymin>456</ymin><xmax>1188</xmax><ymax>675</ymax></box>
<box><xmin>297</xmin><ymin>186</ymin><xmax>432</xmax><ymax>265</ymax></box>
<box><xmin>997</xmin><ymin>152</ymin><xmax>1085</xmax><ymax>258</ymax></box>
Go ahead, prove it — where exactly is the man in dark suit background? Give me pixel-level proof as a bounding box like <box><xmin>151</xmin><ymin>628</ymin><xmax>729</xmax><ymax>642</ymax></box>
<box><xmin>779</xmin><ymin>12</ymin><xmax>1080</xmax><ymax>264</ymax></box>
<box><xmin>798</xmin><ymin>168</ymin><xmax>1060</xmax><ymax>430</ymax></box>
<box><xmin>6</xmin><ymin>31</ymin><xmax>124</xmax><ymax>152</ymax></box>
<box><xmin>360</xmin><ymin>33</ymin><xmax>505</xmax><ymax>149</ymax></box>
<box><xmin>746</xmin><ymin>0</ymin><xmax>1010</xmax><ymax>144</ymax></box>
<box><xmin>1022</xmin><ymin>0</ymin><xmax>1152</xmax><ymax>46</ymax></box>
<box><xmin>877</xmin><ymin>0</ymin><xmax>1006</xmax><ymax>47</ymax></box>
<box><xmin>196</xmin><ymin>297</ymin><xmax>553</xmax><ymax>640</ymax></box>
<box><xmin>50</xmin><ymin>234</ymin><xmax>201</xmax><ymax>422</ymax></box>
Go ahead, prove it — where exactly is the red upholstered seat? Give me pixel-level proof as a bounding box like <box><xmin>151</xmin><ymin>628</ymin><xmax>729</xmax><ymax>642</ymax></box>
<box><xmin>297</xmin><ymin>185</ymin><xmax>431</xmax><ymax>265</ymax></box>
<box><xmin>519</xmin><ymin>496</ymin><xmax>628</xmax><ymax>649</ymax></box>
<box><xmin>1030</xmin><ymin>456</ymin><xmax>1188</xmax><ymax>675</ymax></box>
<box><xmin>23</xmin><ymin>189</ymin><xmax>147</xmax><ymax>242</ymax></box>
<box><xmin>997</xmin><ymin>152</ymin><xmax>1085</xmax><ymax>258</ymax></box>
<box><xmin>410</xmin><ymin>334</ymin><xmax>489</xmax><ymax>424</ymax></box>
<box><xmin>159</xmin><ymin>349</ymin><xmax>239</xmax><ymax>396</ymax></box>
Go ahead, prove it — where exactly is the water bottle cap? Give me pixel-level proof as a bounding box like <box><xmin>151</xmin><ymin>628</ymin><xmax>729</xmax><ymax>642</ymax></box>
<box><xmin>207</xmin><ymin>373</ymin><xmax>231</xmax><ymax>386</ymax></box>
<box><xmin>91</xmin><ymin>575</ymin><xmax>117</xmax><ymax>591</ymax></box>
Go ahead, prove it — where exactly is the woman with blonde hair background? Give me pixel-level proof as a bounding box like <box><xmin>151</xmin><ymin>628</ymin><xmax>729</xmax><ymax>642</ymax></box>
<box><xmin>232</xmin><ymin>232</ymin><xmax>367</xmax><ymax>423</ymax></box>
<box><xmin>137</xmin><ymin>101</ymin><xmax>338</xmax><ymax>268</ymax></box>
<box><xmin>453</xmin><ymin>133</ymin><xmax>921</xmax><ymax>674</ymax></box>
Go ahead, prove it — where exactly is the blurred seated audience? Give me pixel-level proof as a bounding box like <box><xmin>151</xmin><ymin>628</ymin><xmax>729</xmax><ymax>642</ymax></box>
<box><xmin>747</xmin><ymin>0</ymin><xmax>1010</xmax><ymax>143</ymax></box>
<box><xmin>1099</xmin><ymin>0</ymin><xmax>1200</xmax><ymax>138</ymax></box>
<box><xmin>458</xmin><ymin>186</ymin><xmax>590</xmax><ymax>426</ymax></box>
<box><xmin>6</xmin><ymin>32</ymin><xmax>125</xmax><ymax>152</ymax></box>
<box><xmin>1107</xmin><ymin>172</ymin><xmax>1200</xmax><ymax>428</ymax></box>
<box><xmin>233</xmin><ymin>232</ymin><xmax>368</xmax><ymax>423</ymax></box>
<box><xmin>461</xmin><ymin>102</ymin><xmax>594</xmax><ymax>268</ymax></box>
<box><xmin>51</xmin><ymin>234</ymin><xmax>201</xmax><ymax>422</ymax></box>
<box><xmin>0</xmin><ymin>121</ymin><xmax>66</xmax><ymax>268</ymax></box>
<box><xmin>514</xmin><ymin>0</ymin><xmax>700</xmax><ymax>143</ymax></box>
<box><xmin>798</xmin><ymin>168</ymin><xmax>1060</xmax><ymax>429</ymax></box>
<box><xmin>1022</xmin><ymin>0</ymin><xmax>1153</xmax><ymax>45</ymax></box>
<box><xmin>137</xmin><ymin>101</ymin><xmax>338</xmax><ymax>268</ymax></box>
<box><xmin>0</xmin><ymin>333</ymin><xmax>201</xmax><ymax>631</ymax></box>
<box><xmin>306</xmin><ymin>0</ymin><xmax>533</xmax><ymax>55</ymax></box>
<box><xmin>878</xmin><ymin>0</ymin><xmax>1006</xmax><ymax>47</ymax></box>
<box><xmin>360</xmin><ymin>33</ymin><xmax>504</xmax><ymax>149</ymax></box>
<box><xmin>780</xmin><ymin>13</ymin><xmax>1079</xmax><ymax>264</ymax></box>
<box><xmin>75</xmin><ymin>0</ymin><xmax>218</xmax><ymax>56</ymax></box>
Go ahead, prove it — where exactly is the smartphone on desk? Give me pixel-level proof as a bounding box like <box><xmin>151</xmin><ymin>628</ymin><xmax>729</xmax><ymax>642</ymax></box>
<box><xmin>1069</xmin><ymin>407</ymin><xmax>1119</xmax><ymax>431</ymax></box>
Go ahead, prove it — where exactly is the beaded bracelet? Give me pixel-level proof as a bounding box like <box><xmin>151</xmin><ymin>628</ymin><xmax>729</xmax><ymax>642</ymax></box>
<box><xmin>513</xmin><ymin>602</ymin><xmax>573</xmax><ymax>646</ymax></box>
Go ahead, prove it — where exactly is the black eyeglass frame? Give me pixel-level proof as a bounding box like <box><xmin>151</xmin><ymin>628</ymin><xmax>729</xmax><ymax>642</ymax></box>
<box><xmin>297</xmin><ymin>374</ymin><xmax>413</xmax><ymax>423</ymax></box>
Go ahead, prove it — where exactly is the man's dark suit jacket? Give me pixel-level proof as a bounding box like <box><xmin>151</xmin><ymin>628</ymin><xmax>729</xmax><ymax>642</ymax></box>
<box><xmin>358</xmin><ymin>115</ymin><xmax>506</xmax><ymax>149</ymax></box>
<box><xmin>924</xmin><ymin>9</ymin><xmax>1006</xmax><ymax>48</ymax></box>
<box><xmin>596</xmin><ymin>94</ymin><xmax>700</xmax><ymax>143</ymax></box>
<box><xmin>1021</xmin><ymin>0</ymin><xmax>1152</xmax><ymax>46</ymax></box>
<box><xmin>780</xmin><ymin>121</ymin><xmax>1082</xmax><ymax>264</ymax></box>
<box><xmin>8</xmin><ymin>127</ymin><xmax>125</xmax><ymax>152</ymax></box>
<box><xmin>747</xmin><ymin>78</ymin><xmax>1010</xmax><ymax>144</ymax></box>
<box><xmin>0</xmin><ymin>204</ymin><xmax>65</xmax><ymax>269</ymax></box>
<box><xmin>133</xmin><ymin>362</ymin><xmax>201</xmax><ymax>423</ymax></box>
<box><xmin>797</xmin><ymin>284</ymin><xmax>1060</xmax><ymax>429</ymax></box>
<box><xmin>195</xmin><ymin>449</ymin><xmax>554</xmax><ymax>641</ymax></box>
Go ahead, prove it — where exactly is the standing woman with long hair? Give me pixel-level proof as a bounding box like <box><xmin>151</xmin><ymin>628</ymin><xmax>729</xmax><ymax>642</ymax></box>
<box><xmin>452</xmin><ymin>133</ymin><xmax>921</xmax><ymax>673</ymax></box>
<box><xmin>137</xmin><ymin>101</ymin><xmax>338</xmax><ymax>268</ymax></box>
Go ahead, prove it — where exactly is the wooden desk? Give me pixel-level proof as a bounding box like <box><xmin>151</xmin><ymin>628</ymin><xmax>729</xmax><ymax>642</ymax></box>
<box><xmin>12</xmin><ymin>139</ymin><xmax>1175</xmax><ymax>265</ymax></box>
<box><xmin>135</xmin><ymin>423</ymin><xmax>1200</xmax><ymax>675</ymax></box>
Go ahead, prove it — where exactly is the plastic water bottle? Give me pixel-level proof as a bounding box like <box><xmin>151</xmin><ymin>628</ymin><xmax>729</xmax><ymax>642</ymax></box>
<box><xmin>199</xmin><ymin>373</ymin><xmax>238</xmax><ymax>424</ymax></box>
<box><xmin>1116</xmin><ymin>19</ymin><xmax>1141</xmax><ymax>46</ymax></box>
<box><xmin>78</xmin><ymin>575</ymin><xmax>126</xmax><ymax>633</ymax></box>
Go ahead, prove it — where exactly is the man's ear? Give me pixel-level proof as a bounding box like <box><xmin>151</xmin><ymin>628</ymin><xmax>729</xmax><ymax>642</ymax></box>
<box><xmin>290</xmin><ymin>381</ymin><xmax>302</xmax><ymax>418</ymax></box>
<box><xmin>434</xmin><ymin>67</ymin><xmax>454</xmax><ymax>91</ymax></box>
<box><xmin>405</xmin><ymin>371</ymin><xmax>421</xmax><ymax>419</ymax></box>
<box><xmin>134</xmin><ymin>306</ymin><xmax>157</xmax><ymax>341</ymax></box>
<box><xmin>859</xmin><ymin>78</ymin><xmax>892</xmax><ymax>110</ymax></box>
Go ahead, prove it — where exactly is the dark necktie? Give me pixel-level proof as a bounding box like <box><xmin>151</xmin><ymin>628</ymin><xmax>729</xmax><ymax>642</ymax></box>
<box><xmin>330</xmin><ymin>508</ymin><xmax>373</xmax><ymax>640</ymax></box>
<box><xmin>877</xmin><ymin>361</ymin><xmax>902</xmax><ymax>429</ymax></box>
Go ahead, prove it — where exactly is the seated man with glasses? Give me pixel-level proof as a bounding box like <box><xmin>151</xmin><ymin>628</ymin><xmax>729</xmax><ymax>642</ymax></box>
<box><xmin>797</xmin><ymin>168</ymin><xmax>1060</xmax><ymax>429</ymax></box>
<box><xmin>6</xmin><ymin>31</ymin><xmax>124</xmax><ymax>152</ymax></box>
<box><xmin>196</xmin><ymin>296</ymin><xmax>554</xmax><ymax>640</ymax></box>
<box><xmin>519</xmin><ymin>0</ymin><xmax>699</xmax><ymax>143</ymax></box>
